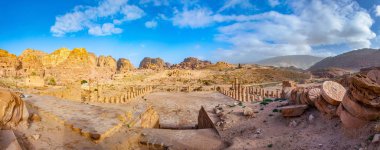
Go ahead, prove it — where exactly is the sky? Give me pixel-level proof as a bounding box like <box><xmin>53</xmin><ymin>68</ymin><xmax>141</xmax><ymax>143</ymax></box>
<box><xmin>1</xmin><ymin>0</ymin><xmax>380</xmax><ymax>66</ymax></box>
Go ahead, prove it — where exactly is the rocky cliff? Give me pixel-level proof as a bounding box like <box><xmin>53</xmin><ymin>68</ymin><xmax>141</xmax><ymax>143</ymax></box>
<box><xmin>58</xmin><ymin>48</ymin><xmax>95</xmax><ymax>69</ymax></box>
<box><xmin>18</xmin><ymin>49</ymin><xmax>47</xmax><ymax>76</ymax></box>
<box><xmin>0</xmin><ymin>48</ymin><xmax>121</xmax><ymax>84</ymax></box>
<box><xmin>173</xmin><ymin>57</ymin><xmax>212</xmax><ymax>69</ymax></box>
<box><xmin>42</xmin><ymin>48</ymin><xmax>71</xmax><ymax>68</ymax></box>
<box><xmin>117</xmin><ymin>58</ymin><xmax>134</xmax><ymax>73</ymax></box>
<box><xmin>97</xmin><ymin>55</ymin><xmax>117</xmax><ymax>71</ymax></box>
<box><xmin>139</xmin><ymin>57</ymin><xmax>165</xmax><ymax>70</ymax></box>
<box><xmin>0</xmin><ymin>49</ymin><xmax>19</xmax><ymax>76</ymax></box>
<box><xmin>203</xmin><ymin>61</ymin><xmax>234</xmax><ymax>70</ymax></box>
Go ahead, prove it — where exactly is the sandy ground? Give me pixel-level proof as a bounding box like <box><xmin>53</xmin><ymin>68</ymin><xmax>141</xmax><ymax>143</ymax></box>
<box><xmin>8</xmin><ymin>91</ymin><xmax>380</xmax><ymax>150</ymax></box>
<box><xmin>144</xmin><ymin>92</ymin><xmax>233</xmax><ymax>128</ymax></box>
<box><xmin>210</xmin><ymin>100</ymin><xmax>379</xmax><ymax>150</ymax></box>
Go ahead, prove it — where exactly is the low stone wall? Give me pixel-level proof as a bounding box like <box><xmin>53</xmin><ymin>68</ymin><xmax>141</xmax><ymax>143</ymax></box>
<box><xmin>88</xmin><ymin>86</ymin><xmax>153</xmax><ymax>104</ymax></box>
<box><xmin>218</xmin><ymin>78</ymin><xmax>281</xmax><ymax>102</ymax></box>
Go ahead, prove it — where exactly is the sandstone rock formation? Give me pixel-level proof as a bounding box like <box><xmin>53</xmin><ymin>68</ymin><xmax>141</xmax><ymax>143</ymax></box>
<box><xmin>42</xmin><ymin>48</ymin><xmax>71</xmax><ymax>68</ymax></box>
<box><xmin>117</xmin><ymin>58</ymin><xmax>134</xmax><ymax>73</ymax></box>
<box><xmin>20</xmin><ymin>48</ymin><xmax>121</xmax><ymax>83</ymax></box>
<box><xmin>139</xmin><ymin>57</ymin><xmax>165</xmax><ymax>70</ymax></box>
<box><xmin>0</xmin><ymin>49</ymin><xmax>19</xmax><ymax>77</ymax></box>
<box><xmin>59</xmin><ymin>48</ymin><xmax>94</xmax><ymax>69</ymax></box>
<box><xmin>0</xmin><ymin>89</ymin><xmax>29</xmax><ymax>129</ymax></box>
<box><xmin>204</xmin><ymin>61</ymin><xmax>234</xmax><ymax>70</ymax></box>
<box><xmin>173</xmin><ymin>57</ymin><xmax>212</xmax><ymax>69</ymax></box>
<box><xmin>280</xmin><ymin>104</ymin><xmax>308</xmax><ymax>117</ymax></box>
<box><xmin>97</xmin><ymin>55</ymin><xmax>117</xmax><ymax>71</ymax></box>
<box><xmin>18</xmin><ymin>49</ymin><xmax>47</xmax><ymax>76</ymax></box>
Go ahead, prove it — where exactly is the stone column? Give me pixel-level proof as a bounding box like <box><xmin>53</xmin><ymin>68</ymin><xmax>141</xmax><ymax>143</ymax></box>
<box><xmin>276</xmin><ymin>89</ymin><xmax>280</xmax><ymax>98</ymax></box>
<box><xmin>237</xmin><ymin>80</ymin><xmax>241</xmax><ymax>101</ymax></box>
<box><xmin>241</xmin><ymin>87</ymin><xmax>246</xmax><ymax>102</ymax></box>
<box><xmin>246</xmin><ymin>87</ymin><xmax>249</xmax><ymax>102</ymax></box>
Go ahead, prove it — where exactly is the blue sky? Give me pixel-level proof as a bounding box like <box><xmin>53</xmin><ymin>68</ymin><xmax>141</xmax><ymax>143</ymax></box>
<box><xmin>1</xmin><ymin>0</ymin><xmax>380</xmax><ymax>66</ymax></box>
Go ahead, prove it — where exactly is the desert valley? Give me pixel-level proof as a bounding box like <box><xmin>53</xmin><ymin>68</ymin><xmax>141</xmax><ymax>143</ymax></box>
<box><xmin>2</xmin><ymin>0</ymin><xmax>380</xmax><ymax>149</ymax></box>
<box><xmin>0</xmin><ymin>47</ymin><xmax>380</xmax><ymax>149</ymax></box>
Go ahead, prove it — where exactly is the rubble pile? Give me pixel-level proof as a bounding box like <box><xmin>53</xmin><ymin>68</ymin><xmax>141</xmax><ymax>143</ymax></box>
<box><xmin>280</xmin><ymin>70</ymin><xmax>380</xmax><ymax>128</ymax></box>
<box><xmin>339</xmin><ymin>74</ymin><xmax>380</xmax><ymax>128</ymax></box>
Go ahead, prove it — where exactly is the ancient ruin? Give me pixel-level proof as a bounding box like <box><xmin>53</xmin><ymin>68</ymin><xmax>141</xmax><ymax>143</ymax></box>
<box><xmin>0</xmin><ymin>47</ymin><xmax>379</xmax><ymax>149</ymax></box>
<box><xmin>2</xmin><ymin>1</ymin><xmax>380</xmax><ymax>149</ymax></box>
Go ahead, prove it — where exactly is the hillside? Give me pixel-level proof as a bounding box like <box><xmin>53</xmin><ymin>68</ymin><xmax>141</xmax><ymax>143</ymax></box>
<box><xmin>256</xmin><ymin>55</ymin><xmax>324</xmax><ymax>70</ymax></box>
<box><xmin>308</xmin><ymin>48</ymin><xmax>380</xmax><ymax>71</ymax></box>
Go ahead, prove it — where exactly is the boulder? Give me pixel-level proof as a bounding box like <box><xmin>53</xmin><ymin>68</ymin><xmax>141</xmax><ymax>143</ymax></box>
<box><xmin>300</xmin><ymin>89</ymin><xmax>310</xmax><ymax>105</ymax></box>
<box><xmin>307</xmin><ymin>88</ymin><xmax>321</xmax><ymax>105</ymax></box>
<box><xmin>337</xmin><ymin>104</ymin><xmax>368</xmax><ymax>128</ymax></box>
<box><xmin>349</xmin><ymin>74</ymin><xmax>380</xmax><ymax>108</ymax></box>
<box><xmin>321</xmin><ymin>81</ymin><xmax>346</xmax><ymax>106</ymax></box>
<box><xmin>342</xmin><ymin>93</ymin><xmax>380</xmax><ymax>121</ymax></box>
<box><xmin>279</xmin><ymin>104</ymin><xmax>308</xmax><ymax>117</ymax></box>
<box><xmin>314</xmin><ymin>96</ymin><xmax>337</xmax><ymax>117</ymax></box>
<box><xmin>0</xmin><ymin>89</ymin><xmax>29</xmax><ymax>128</ymax></box>
<box><xmin>243</xmin><ymin>107</ymin><xmax>255</xmax><ymax>118</ymax></box>
<box><xmin>366</xmin><ymin>69</ymin><xmax>380</xmax><ymax>85</ymax></box>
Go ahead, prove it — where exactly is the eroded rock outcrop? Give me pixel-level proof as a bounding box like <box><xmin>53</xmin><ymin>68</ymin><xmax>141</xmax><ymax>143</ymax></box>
<box><xmin>117</xmin><ymin>58</ymin><xmax>134</xmax><ymax>73</ymax></box>
<box><xmin>58</xmin><ymin>48</ymin><xmax>94</xmax><ymax>69</ymax></box>
<box><xmin>0</xmin><ymin>49</ymin><xmax>19</xmax><ymax>77</ymax></box>
<box><xmin>139</xmin><ymin>57</ymin><xmax>165</xmax><ymax>70</ymax></box>
<box><xmin>0</xmin><ymin>89</ymin><xmax>29</xmax><ymax>129</ymax></box>
<box><xmin>173</xmin><ymin>57</ymin><xmax>212</xmax><ymax>69</ymax></box>
<box><xmin>18</xmin><ymin>49</ymin><xmax>47</xmax><ymax>76</ymax></box>
<box><xmin>42</xmin><ymin>48</ymin><xmax>71</xmax><ymax>68</ymax></box>
<box><xmin>97</xmin><ymin>55</ymin><xmax>117</xmax><ymax>71</ymax></box>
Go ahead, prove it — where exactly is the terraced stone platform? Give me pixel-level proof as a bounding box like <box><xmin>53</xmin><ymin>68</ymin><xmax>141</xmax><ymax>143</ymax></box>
<box><xmin>140</xmin><ymin>128</ymin><xmax>226</xmax><ymax>149</ymax></box>
<box><xmin>24</xmin><ymin>94</ymin><xmax>158</xmax><ymax>142</ymax></box>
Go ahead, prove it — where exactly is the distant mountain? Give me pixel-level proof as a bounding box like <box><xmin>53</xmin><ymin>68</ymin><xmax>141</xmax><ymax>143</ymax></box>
<box><xmin>256</xmin><ymin>55</ymin><xmax>324</xmax><ymax>70</ymax></box>
<box><xmin>308</xmin><ymin>48</ymin><xmax>380</xmax><ymax>71</ymax></box>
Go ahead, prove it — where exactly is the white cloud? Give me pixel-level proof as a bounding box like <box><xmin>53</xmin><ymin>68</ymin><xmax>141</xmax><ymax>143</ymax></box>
<box><xmin>172</xmin><ymin>7</ymin><xmax>214</xmax><ymax>28</ymax></box>
<box><xmin>88</xmin><ymin>23</ymin><xmax>123</xmax><ymax>36</ymax></box>
<box><xmin>219</xmin><ymin>0</ymin><xmax>253</xmax><ymax>12</ymax></box>
<box><xmin>140</xmin><ymin>0</ymin><xmax>169</xmax><ymax>6</ymax></box>
<box><xmin>145</xmin><ymin>20</ymin><xmax>158</xmax><ymax>28</ymax></box>
<box><xmin>214</xmin><ymin>0</ymin><xmax>376</xmax><ymax>63</ymax></box>
<box><xmin>268</xmin><ymin>0</ymin><xmax>280</xmax><ymax>7</ymax></box>
<box><xmin>375</xmin><ymin>5</ymin><xmax>380</xmax><ymax>16</ymax></box>
<box><xmin>51</xmin><ymin>0</ymin><xmax>144</xmax><ymax>37</ymax></box>
<box><xmin>121</xmin><ymin>5</ymin><xmax>145</xmax><ymax>20</ymax></box>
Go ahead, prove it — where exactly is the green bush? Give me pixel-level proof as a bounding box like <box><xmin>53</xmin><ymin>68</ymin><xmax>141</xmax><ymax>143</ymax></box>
<box><xmin>81</xmin><ymin>80</ymin><xmax>88</xmax><ymax>84</ymax></box>
<box><xmin>48</xmin><ymin>78</ymin><xmax>56</xmax><ymax>85</ymax></box>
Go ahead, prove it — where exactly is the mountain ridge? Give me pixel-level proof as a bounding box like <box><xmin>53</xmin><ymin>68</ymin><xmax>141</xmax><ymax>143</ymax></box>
<box><xmin>256</xmin><ymin>55</ymin><xmax>324</xmax><ymax>70</ymax></box>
